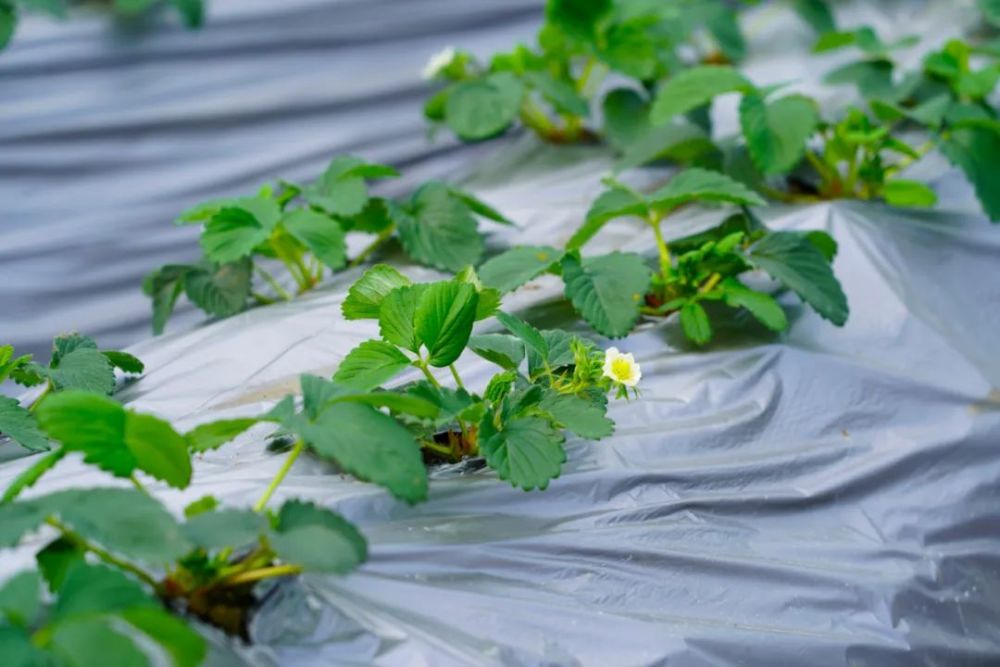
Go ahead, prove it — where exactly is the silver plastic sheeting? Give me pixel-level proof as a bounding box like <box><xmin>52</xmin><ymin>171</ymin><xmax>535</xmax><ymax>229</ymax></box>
<box><xmin>2</xmin><ymin>1</ymin><xmax>1000</xmax><ymax>666</ymax></box>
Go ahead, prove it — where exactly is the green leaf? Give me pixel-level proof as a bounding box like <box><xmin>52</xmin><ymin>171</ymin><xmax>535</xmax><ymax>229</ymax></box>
<box><xmin>740</xmin><ymin>93</ymin><xmax>819</xmax><ymax>175</ymax></box>
<box><xmin>478</xmin><ymin>246</ymin><xmax>560</xmax><ymax>293</ymax></box>
<box><xmin>299</xmin><ymin>374</ymin><xmax>351</xmax><ymax>420</ymax></box>
<box><xmin>282</xmin><ymin>209</ymin><xmax>347</xmax><ymax>270</ymax></box>
<box><xmin>304</xmin><ymin>156</ymin><xmax>396</xmax><ymax>217</ymax></box>
<box><xmin>0</xmin><ymin>500</ymin><xmax>49</xmax><ymax>548</ymax></box>
<box><xmin>527</xmin><ymin>329</ymin><xmax>580</xmax><ymax>375</ymax></box>
<box><xmin>272</xmin><ymin>500</ymin><xmax>367</xmax><ymax>574</ymax></box>
<box><xmin>480</xmin><ymin>416</ymin><xmax>566</xmax><ymax>491</ymax></box>
<box><xmin>883</xmin><ymin>179</ymin><xmax>938</xmax><ymax>208</ymax></box>
<box><xmin>342</xmin><ymin>264</ymin><xmax>412</xmax><ymax>320</ymax></box>
<box><xmin>333</xmin><ymin>340</ymin><xmax>413</xmax><ymax>390</ymax></box>
<box><xmin>602</xmin><ymin>88</ymin><xmax>650</xmax><ymax>152</ymax></box>
<box><xmin>182</xmin><ymin>495</ymin><xmax>218</xmax><ymax>518</ymax></box>
<box><xmin>414</xmin><ymin>282</ymin><xmax>479</xmax><ymax>367</ymax></box>
<box><xmin>51</xmin><ymin>334</ymin><xmax>97</xmax><ymax>365</ymax></box>
<box><xmin>539</xmin><ymin>391</ymin><xmax>613</xmax><ymax>439</ymax></box>
<box><xmin>2</xmin><ymin>449</ymin><xmax>66</xmax><ymax>505</ymax></box>
<box><xmin>101</xmin><ymin>351</ymin><xmax>144</xmax><ymax>375</ymax></box>
<box><xmin>745</xmin><ymin>231</ymin><xmax>849</xmax><ymax>325</ymax></box>
<box><xmin>825</xmin><ymin>59</ymin><xmax>895</xmax><ymax>99</ymax></box>
<box><xmin>119</xmin><ymin>607</ymin><xmax>207</xmax><ymax>667</ymax></box>
<box><xmin>0</xmin><ymin>397</ymin><xmax>49</xmax><ymax>452</ymax></box>
<box><xmin>615</xmin><ymin>120</ymin><xmax>718</xmax><ymax>173</ymax></box>
<box><xmin>524</xmin><ymin>71</ymin><xmax>589</xmax><ymax>117</ymax></box>
<box><xmin>495</xmin><ymin>311</ymin><xmax>548</xmax><ymax>361</ymax></box>
<box><xmin>445</xmin><ymin>72</ymin><xmax>524</xmax><ymax>141</ymax></box>
<box><xmin>468</xmin><ymin>334</ymin><xmax>525</xmax><ymax>370</ymax></box>
<box><xmin>570</xmin><ymin>185</ymin><xmax>649</xmax><ymax>250</ymax></box>
<box><xmin>379</xmin><ymin>285</ymin><xmax>426</xmax><ymax>352</ymax></box>
<box><xmin>0</xmin><ymin>571</ymin><xmax>40</xmax><ymax>628</ymax></box>
<box><xmin>981</xmin><ymin>0</ymin><xmax>1000</xmax><ymax>26</ymax></box>
<box><xmin>53</xmin><ymin>562</ymin><xmax>153</xmax><ymax>620</ymax></box>
<box><xmin>48</xmin><ymin>617</ymin><xmax>148</xmax><ymax>667</ymax></box>
<box><xmin>650</xmin><ymin>66</ymin><xmax>753</xmax><ymax>124</ymax></box>
<box><xmin>939</xmin><ymin>125</ymin><xmax>1000</xmax><ymax>222</ymax></box>
<box><xmin>123</xmin><ymin>412</ymin><xmax>192</xmax><ymax>489</ymax></box>
<box><xmin>598</xmin><ymin>22</ymin><xmax>656</xmax><ymax>80</ymax></box>
<box><xmin>561</xmin><ymin>252</ymin><xmax>651</xmax><ymax>338</ymax></box>
<box><xmin>545</xmin><ymin>0</ymin><xmax>610</xmax><ymax>42</ymax></box>
<box><xmin>648</xmin><ymin>168</ymin><xmax>766</xmax><ymax>212</ymax></box>
<box><xmin>805</xmin><ymin>230</ymin><xmax>838</xmax><ymax>262</ymax></box>
<box><xmin>398</xmin><ymin>182</ymin><xmax>484</xmax><ymax>271</ymax></box>
<box><xmin>794</xmin><ymin>0</ymin><xmax>836</xmax><ymax>34</ymax></box>
<box><xmin>144</xmin><ymin>264</ymin><xmax>190</xmax><ymax>335</ymax></box>
<box><xmin>720</xmin><ymin>278</ymin><xmax>788</xmax><ymax>331</ymax></box>
<box><xmin>447</xmin><ymin>187</ymin><xmax>514</xmax><ymax>225</ymax></box>
<box><xmin>334</xmin><ymin>392</ymin><xmax>440</xmax><ymax>419</ymax></box>
<box><xmin>183</xmin><ymin>259</ymin><xmax>252</xmax><ymax>317</ymax></box>
<box><xmin>182</xmin><ymin>509</ymin><xmax>266</xmax><ymax>550</ymax></box>
<box><xmin>680</xmin><ymin>301</ymin><xmax>713</xmax><ymax>344</ymax></box>
<box><xmin>185</xmin><ymin>418</ymin><xmax>257</xmax><ymax>452</ymax></box>
<box><xmin>300</xmin><ymin>403</ymin><xmax>427</xmax><ymax>503</ymax></box>
<box><xmin>706</xmin><ymin>7</ymin><xmax>746</xmax><ymax>62</ymax></box>
<box><xmin>169</xmin><ymin>0</ymin><xmax>204</xmax><ymax>27</ymax></box>
<box><xmin>200</xmin><ymin>206</ymin><xmax>270</xmax><ymax>263</ymax></box>
<box><xmin>36</xmin><ymin>537</ymin><xmax>85</xmax><ymax>592</ymax></box>
<box><xmin>453</xmin><ymin>267</ymin><xmax>502</xmax><ymax>320</ymax></box>
<box><xmin>36</xmin><ymin>392</ymin><xmax>133</xmax><ymax>477</ymax></box>
<box><xmin>47</xmin><ymin>347</ymin><xmax>115</xmax><ymax>394</ymax></box>
<box><xmin>0</xmin><ymin>2</ymin><xmax>15</xmax><ymax>51</ymax></box>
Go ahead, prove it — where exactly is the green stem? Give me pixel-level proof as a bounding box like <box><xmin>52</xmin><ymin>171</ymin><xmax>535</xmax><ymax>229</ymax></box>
<box><xmin>448</xmin><ymin>364</ymin><xmax>466</xmax><ymax>391</ymax></box>
<box><xmin>27</xmin><ymin>383</ymin><xmax>52</xmax><ymax>413</ymax></box>
<box><xmin>253</xmin><ymin>439</ymin><xmax>305</xmax><ymax>512</ymax></box>
<box><xmin>254</xmin><ymin>266</ymin><xmax>294</xmax><ymax>301</ymax></box>
<box><xmin>699</xmin><ymin>272</ymin><xmax>722</xmax><ymax>294</ymax></box>
<box><xmin>520</xmin><ymin>97</ymin><xmax>556</xmax><ymax>137</ymax></box>
<box><xmin>220</xmin><ymin>563</ymin><xmax>302</xmax><ymax>587</ymax></box>
<box><xmin>349</xmin><ymin>226</ymin><xmax>395</xmax><ymax>268</ymax></box>
<box><xmin>252</xmin><ymin>291</ymin><xmax>277</xmax><ymax>306</ymax></box>
<box><xmin>421</xmin><ymin>439</ymin><xmax>454</xmax><ymax>458</ymax></box>
<box><xmin>129</xmin><ymin>474</ymin><xmax>151</xmax><ymax>496</ymax></box>
<box><xmin>46</xmin><ymin>517</ymin><xmax>161</xmax><ymax>592</ymax></box>
<box><xmin>418</xmin><ymin>361</ymin><xmax>442</xmax><ymax>388</ymax></box>
<box><xmin>648</xmin><ymin>216</ymin><xmax>672</xmax><ymax>284</ymax></box>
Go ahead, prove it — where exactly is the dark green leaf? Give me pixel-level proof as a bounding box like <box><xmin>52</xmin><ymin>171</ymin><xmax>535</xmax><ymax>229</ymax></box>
<box><xmin>183</xmin><ymin>259</ymin><xmax>252</xmax><ymax>317</ymax></box>
<box><xmin>570</xmin><ymin>185</ymin><xmax>649</xmax><ymax>250</ymax></box>
<box><xmin>602</xmin><ymin>88</ymin><xmax>650</xmax><ymax>152</ymax></box>
<box><xmin>445</xmin><ymin>72</ymin><xmax>524</xmax><ymax>141</ymax></box>
<box><xmin>36</xmin><ymin>537</ymin><xmax>85</xmax><ymax>592</ymax></box>
<box><xmin>720</xmin><ymin>278</ymin><xmax>788</xmax><ymax>331</ymax></box>
<box><xmin>495</xmin><ymin>311</ymin><xmax>548</xmax><ymax>361</ymax></box>
<box><xmin>398</xmin><ymin>182</ymin><xmax>484</xmax><ymax>271</ymax></box>
<box><xmin>272</xmin><ymin>500</ymin><xmax>367</xmax><ymax>574</ymax></box>
<box><xmin>539</xmin><ymin>391</ymin><xmax>613</xmax><ymax>439</ymax></box>
<box><xmin>447</xmin><ymin>187</ymin><xmax>514</xmax><ymax>225</ymax></box>
<box><xmin>47</xmin><ymin>347</ymin><xmax>115</xmax><ymax>394</ymax></box>
<box><xmin>940</xmin><ymin>125</ymin><xmax>1000</xmax><ymax>222</ymax></box>
<box><xmin>545</xmin><ymin>0</ymin><xmax>610</xmax><ymax>42</ymax></box>
<box><xmin>169</xmin><ymin>0</ymin><xmax>204</xmax><ymax>27</ymax></box>
<box><xmin>144</xmin><ymin>264</ymin><xmax>190</xmax><ymax>335</ymax></box>
<box><xmin>649</xmin><ymin>168</ymin><xmax>766</xmax><ymax>212</ymax></box>
<box><xmin>478</xmin><ymin>246</ymin><xmax>560</xmax><ymax>293</ymax></box>
<box><xmin>745</xmin><ymin>231</ymin><xmax>849</xmax><ymax>325</ymax></box>
<box><xmin>561</xmin><ymin>251</ymin><xmax>651</xmax><ymax>338</ymax></box>
<box><xmin>200</xmin><ymin>206</ymin><xmax>270</xmax><ymax>263</ymax></box>
<box><xmin>48</xmin><ymin>617</ymin><xmax>148</xmax><ymax>667</ymax></box>
<box><xmin>0</xmin><ymin>2</ymin><xmax>16</xmax><ymax>51</ymax></box>
<box><xmin>468</xmin><ymin>334</ymin><xmax>525</xmax><ymax>370</ymax></box>
<box><xmin>333</xmin><ymin>340</ymin><xmax>413</xmax><ymax>390</ymax></box>
<box><xmin>283</xmin><ymin>209</ymin><xmax>347</xmax><ymax>270</ymax></box>
<box><xmin>182</xmin><ymin>509</ymin><xmax>266</xmax><ymax>550</ymax></box>
<box><xmin>740</xmin><ymin>93</ymin><xmax>819</xmax><ymax>175</ymax></box>
<box><xmin>342</xmin><ymin>264</ymin><xmax>412</xmax><ymax>320</ymax></box>
<box><xmin>793</xmin><ymin>0</ymin><xmax>836</xmax><ymax>34</ymax></box>
<box><xmin>119</xmin><ymin>606</ymin><xmax>207</xmax><ymax>667</ymax></box>
<box><xmin>53</xmin><ymin>562</ymin><xmax>153</xmax><ymax>620</ymax></box>
<box><xmin>480</xmin><ymin>416</ymin><xmax>566</xmax><ymax>491</ymax></box>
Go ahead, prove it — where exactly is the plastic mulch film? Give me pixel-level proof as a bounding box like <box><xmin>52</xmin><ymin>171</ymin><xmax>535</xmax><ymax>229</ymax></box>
<box><xmin>2</xmin><ymin>1</ymin><xmax>1000</xmax><ymax>666</ymax></box>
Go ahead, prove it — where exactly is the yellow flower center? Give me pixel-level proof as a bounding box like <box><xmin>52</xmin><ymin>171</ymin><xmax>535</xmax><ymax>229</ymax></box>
<box><xmin>610</xmin><ymin>357</ymin><xmax>632</xmax><ymax>381</ymax></box>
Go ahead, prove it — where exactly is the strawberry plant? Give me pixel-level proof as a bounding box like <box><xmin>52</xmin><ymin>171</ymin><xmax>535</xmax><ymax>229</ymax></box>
<box><xmin>0</xmin><ymin>335</ymin><xmax>143</xmax><ymax>454</ymax></box>
<box><xmin>332</xmin><ymin>265</ymin><xmax>637</xmax><ymax>489</ymax></box>
<box><xmin>478</xmin><ymin>168</ymin><xmax>848</xmax><ymax>345</ymax></box>
<box><xmin>0</xmin><ymin>0</ymin><xmax>204</xmax><ymax>52</ymax></box>
<box><xmin>144</xmin><ymin>156</ymin><xmax>511</xmax><ymax>334</ymax></box>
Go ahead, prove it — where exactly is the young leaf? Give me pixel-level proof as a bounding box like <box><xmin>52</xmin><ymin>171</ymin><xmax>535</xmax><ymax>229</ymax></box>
<box><xmin>299</xmin><ymin>403</ymin><xmax>427</xmax><ymax>503</ymax></box>
<box><xmin>414</xmin><ymin>282</ymin><xmax>479</xmax><ymax>367</ymax></box>
<box><xmin>648</xmin><ymin>168</ymin><xmax>766</xmax><ymax>213</ymax></box>
<box><xmin>569</xmin><ymin>185</ymin><xmax>650</xmax><ymax>250</ymax></box>
<box><xmin>272</xmin><ymin>500</ymin><xmax>367</xmax><ymax>574</ymax></box>
<box><xmin>342</xmin><ymin>264</ymin><xmax>412</xmax><ymax>320</ymax></box>
<box><xmin>398</xmin><ymin>182</ymin><xmax>484</xmax><ymax>271</ymax></box>
<box><xmin>539</xmin><ymin>392</ymin><xmax>613</xmax><ymax>440</ymax></box>
<box><xmin>379</xmin><ymin>285</ymin><xmax>426</xmax><ymax>352</ymax></box>
<box><xmin>333</xmin><ymin>340</ymin><xmax>413</xmax><ymax>390</ymax></box>
<box><xmin>183</xmin><ymin>259</ymin><xmax>252</xmax><ymax>318</ymax></box>
<box><xmin>468</xmin><ymin>334</ymin><xmax>525</xmax><ymax>371</ymax></box>
<box><xmin>561</xmin><ymin>251</ymin><xmax>652</xmax><ymax>338</ymax></box>
<box><xmin>445</xmin><ymin>72</ymin><xmax>525</xmax><ymax>141</ymax></box>
<box><xmin>680</xmin><ymin>301</ymin><xmax>713</xmax><ymax>344</ymax></box>
<box><xmin>650</xmin><ymin>66</ymin><xmax>753</xmax><ymax>124</ymax></box>
<box><xmin>282</xmin><ymin>209</ymin><xmax>348</xmax><ymax>270</ymax></box>
<box><xmin>478</xmin><ymin>246</ymin><xmax>560</xmax><ymax>293</ymax></box>
<box><xmin>480</xmin><ymin>416</ymin><xmax>566</xmax><ymax>491</ymax></box>
<box><xmin>0</xmin><ymin>397</ymin><xmax>49</xmax><ymax>452</ymax></box>
<box><xmin>883</xmin><ymin>179</ymin><xmax>937</xmax><ymax>208</ymax></box>
<box><xmin>739</xmin><ymin>93</ymin><xmax>820</xmax><ymax>175</ymax></box>
<box><xmin>720</xmin><ymin>279</ymin><xmax>789</xmax><ymax>332</ymax></box>
<box><xmin>745</xmin><ymin>232</ymin><xmax>849</xmax><ymax>325</ymax></box>
<box><xmin>495</xmin><ymin>311</ymin><xmax>549</xmax><ymax>361</ymax></box>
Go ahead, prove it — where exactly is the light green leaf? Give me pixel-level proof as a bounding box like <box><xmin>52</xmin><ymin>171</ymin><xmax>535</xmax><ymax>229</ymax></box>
<box><xmin>283</xmin><ymin>209</ymin><xmax>347</xmax><ymax>270</ymax></box>
<box><xmin>650</xmin><ymin>66</ymin><xmax>753</xmax><ymax>125</ymax></box>
<box><xmin>539</xmin><ymin>391</ymin><xmax>613</xmax><ymax>439</ymax></box>
<box><xmin>745</xmin><ymin>231</ymin><xmax>849</xmax><ymax>325</ymax></box>
<box><xmin>272</xmin><ymin>500</ymin><xmax>367</xmax><ymax>574</ymax></box>
<box><xmin>720</xmin><ymin>278</ymin><xmax>788</xmax><ymax>331</ymax></box>
<box><xmin>740</xmin><ymin>93</ymin><xmax>819</xmax><ymax>175</ymax></box>
<box><xmin>398</xmin><ymin>182</ymin><xmax>484</xmax><ymax>271</ymax></box>
<box><xmin>478</xmin><ymin>246</ymin><xmax>560</xmax><ymax>293</ymax></box>
<box><xmin>200</xmin><ymin>207</ymin><xmax>269</xmax><ymax>263</ymax></box>
<box><xmin>123</xmin><ymin>412</ymin><xmax>192</xmax><ymax>489</ymax></box>
<box><xmin>301</xmin><ymin>403</ymin><xmax>427</xmax><ymax>503</ymax></box>
<box><xmin>883</xmin><ymin>179</ymin><xmax>938</xmax><ymax>208</ymax></box>
<box><xmin>333</xmin><ymin>340</ymin><xmax>412</xmax><ymax>390</ymax></box>
<box><xmin>648</xmin><ymin>168</ymin><xmax>766</xmax><ymax>213</ymax></box>
<box><xmin>569</xmin><ymin>185</ymin><xmax>649</xmax><ymax>250</ymax></box>
<box><xmin>445</xmin><ymin>72</ymin><xmax>524</xmax><ymax>141</ymax></box>
<box><xmin>480</xmin><ymin>416</ymin><xmax>566</xmax><ymax>491</ymax></box>
<box><xmin>680</xmin><ymin>301</ymin><xmax>712</xmax><ymax>344</ymax></box>
<box><xmin>183</xmin><ymin>259</ymin><xmax>251</xmax><ymax>317</ymax></box>
<box><xmin>414</xmin><ymin>282</ymin><xmax>479</xmax><ymax>367</ymax></box>
<box><xmin>561</xmin><ymin>252</ymin><xmax>651</xmax><ymax>338</ymax></box>
<box><xmin>378</xmin><ymin>285</ymin><xmax>426</xmax><ymax>352</ymax></box>
<box><xmin>468</xmin><ymin>334</ymin><xmax>525</xmax><ymax>371</ymax></box>
<box><xmin>0</xmin><ymin>397</ymin><xmax>49</xmax><ymax>452</ymax></box>
<box><xmin>185</xmin><ymin>418</ymin><xmax>258</xmax><ymax>452</ymax></box>
<box><xmin>342</xmin><ymin>264</ymin><xmax>412</xmax><ymax>320</ymax></box>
